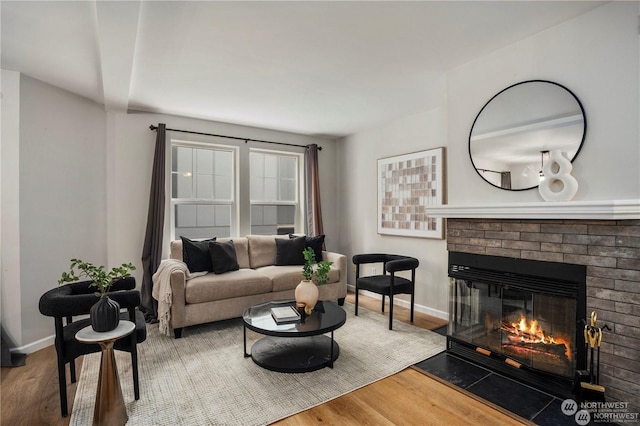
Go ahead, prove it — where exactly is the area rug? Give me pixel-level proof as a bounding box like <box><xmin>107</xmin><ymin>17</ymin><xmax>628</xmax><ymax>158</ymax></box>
<box><xmin>70</xmin><ymin>303</ymin><xmax>446</xmax><ymax>425</ymax></box>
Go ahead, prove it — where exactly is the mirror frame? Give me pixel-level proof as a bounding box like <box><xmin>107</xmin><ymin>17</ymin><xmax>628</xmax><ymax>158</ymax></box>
<box><xmin>468</xmin><ymin>80</ymin><xmax>587</xmax><ymax>191</ymax></box>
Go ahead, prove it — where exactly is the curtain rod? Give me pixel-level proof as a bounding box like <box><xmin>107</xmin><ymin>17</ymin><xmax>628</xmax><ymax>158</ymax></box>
<box><xmin>149</xmin><ymin>125</ymin><xmax>321</xmax><ymax>151</ymax></box>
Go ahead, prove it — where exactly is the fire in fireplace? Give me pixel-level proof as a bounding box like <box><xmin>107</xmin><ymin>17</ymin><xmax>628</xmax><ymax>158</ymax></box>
<box><xmin>447</xmin><ymin>252</ymin><xmax>587</xmax><ymax>397</ymax></box>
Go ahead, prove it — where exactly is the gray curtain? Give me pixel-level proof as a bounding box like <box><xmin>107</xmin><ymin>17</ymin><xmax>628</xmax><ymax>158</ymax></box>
<box><xmin>304</xmin><ymin>144</ymin><xmax>324</xmax><ymax>237</ymax></box>
<box><xmin>141</xmin><ymin>123</ymin><xmax>166</xmax><ymax>322</ymax></box>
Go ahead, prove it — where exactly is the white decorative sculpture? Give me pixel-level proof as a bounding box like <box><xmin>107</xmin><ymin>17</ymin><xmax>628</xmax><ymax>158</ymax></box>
<box><xmin>538</xmin><ymin>150</ymin><xmax>579</xmax><ymax>201</ymax></box>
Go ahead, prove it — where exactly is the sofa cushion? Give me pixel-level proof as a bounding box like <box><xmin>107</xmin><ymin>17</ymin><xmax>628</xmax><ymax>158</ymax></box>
<box><xmin>290</xmin><ymin>234</ymin><xmax>325</xmax><ymax>262</ymax></box>
<box><xmin>181</xmin><ymin>236</ymin><xmax>216</xmax><ymax>272</ymax></box>
<box><xmin>257</xmin><ymin>264</ymin><xmax>341</xmax><ymax>292</ymax></box>
<box><xmin>185</xmin><ymin>270</ymin><xmax>273</xmax><ymax>304</ymax></box>
<box><xmin>247</xmin><ymin>235</ymin><xmax>286</xmax><ymax>268</ymax></box>
<box><xmin>171</xmin><ymin>238</ymin><xmax>250</xmax><ymax>269</ymax></box>
<box><xmin>274</xmin><ymin>236</ymin><xmax>306</xmax><ymax>266</ymax></box>
<box><xmin>208</xmin><ymin>240</ymin><xmax>240</xmax><ymax>274</ymax></box>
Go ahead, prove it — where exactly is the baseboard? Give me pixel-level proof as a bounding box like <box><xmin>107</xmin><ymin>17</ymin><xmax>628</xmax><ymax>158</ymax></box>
<box><xmin>10</xmin><ymin>334</ymin><xmax>54</xmax><ymax>355</ymax></box>
<box><xmin>346</xmin><ymin>285</ymin><xmax>449</xmax><ymax>321</ymax></box>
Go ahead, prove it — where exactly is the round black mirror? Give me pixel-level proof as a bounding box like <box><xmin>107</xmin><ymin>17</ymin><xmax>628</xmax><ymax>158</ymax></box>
<box><xmin>469</xmin><ymin>80</ymin><xmax>586</xmax><ymax>191</ymax></box>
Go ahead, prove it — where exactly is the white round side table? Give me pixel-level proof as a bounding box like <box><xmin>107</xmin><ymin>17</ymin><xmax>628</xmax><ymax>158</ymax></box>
<box><xmin>76</xmin><ymin>320</ymin><xmax>135</xmax><ymax>426</ymax></box>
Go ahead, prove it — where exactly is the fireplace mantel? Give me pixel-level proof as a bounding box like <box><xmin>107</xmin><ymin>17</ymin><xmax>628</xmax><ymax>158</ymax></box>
<box><xmin>428</xmin><ymin>199</ymin><xmax>640</xmax><ymax>220</ymax></box>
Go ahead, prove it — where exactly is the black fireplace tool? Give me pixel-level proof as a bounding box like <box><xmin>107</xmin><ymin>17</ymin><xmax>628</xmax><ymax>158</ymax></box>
<box><xmin>577</xmin><ymin>311</ymin><xmax>610</xmax><ymax>402</ymax></box>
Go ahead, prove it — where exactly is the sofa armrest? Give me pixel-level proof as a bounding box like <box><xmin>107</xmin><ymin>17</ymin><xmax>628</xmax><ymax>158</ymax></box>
<box><xmin>322</xmin><ymin>251</ymin><xmax>348</xmax><ymax>297</ymax></box>
<box><xmin>169</xmin><ymin>270</ymin><xmax>187</xmax><ymax>329</ymax></box>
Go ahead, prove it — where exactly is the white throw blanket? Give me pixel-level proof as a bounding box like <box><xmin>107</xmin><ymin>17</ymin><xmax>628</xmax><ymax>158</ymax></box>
<box><xmin>152</xmin><ymin>259</ymin><xmax>206</xmax><ymax>336</ymax></box>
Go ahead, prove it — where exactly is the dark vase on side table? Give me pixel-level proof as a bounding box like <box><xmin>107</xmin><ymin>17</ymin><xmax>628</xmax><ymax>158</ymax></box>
<box><xmin>90</xmin><ymin>296</ymin><xmax>120</xmax><ymax>332</ymax></box>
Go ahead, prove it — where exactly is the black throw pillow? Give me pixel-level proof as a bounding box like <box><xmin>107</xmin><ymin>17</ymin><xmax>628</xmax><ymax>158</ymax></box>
<box><xmin>181</xmin><ymin>236</ymin><xmax>216</xmax><ymax>272</ymax></box>
<box><xmin>275</xmin><ymin>236</ymin><xmax>306</xmax><ymax>266</ymax></box>
<box><xmin>290</xmin><ymin>234</ymin><xmax>325</xmax><ymax>262</ymax></box>
<box><xmin>208</xmin><ymin>240</ymin><xmax>240</xmax><ymax>274</ymax></box>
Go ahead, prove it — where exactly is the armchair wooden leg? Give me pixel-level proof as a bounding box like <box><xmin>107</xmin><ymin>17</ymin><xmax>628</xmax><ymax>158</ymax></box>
<box><xmin>381</xmin><ymin>295</ymin><xmax>385</xmax><ymax>313</ymax></box>
<box><xmin>354</xmin><ymin>288</ymin><xmax>359</xmax><ymax>316</ymax></box>
<box><xmin>388</xmin><ymin>293</ymin><xmax>394</xmax><ymax>330</ymax></box>
<box><xmin>58</xmin><ymin>358</ymin><xmax>68</xmax><ymax>417</ymax></box>
<box><xmin>131</xmin><ymin>346</ymin><xmax>140</xmax><ymax>400</ymax></box>
<box><xmin>174</xmin><ymin>328</ymin><xmax>183</xmax><ymax>339</ymax></box>
<box><xmin>410</xmin><ymin>290</ymin><xmax>415</xmax><ymax>323</ymax></box>
<box><xmin>70</xmin><ymin>359</ymin><xmax>76</xmax><ymax>383</ymax></box>
<box><xmin>337</xmin><ymin>297</ymin><xmax>345</xmax><ymax>306</ymax></box>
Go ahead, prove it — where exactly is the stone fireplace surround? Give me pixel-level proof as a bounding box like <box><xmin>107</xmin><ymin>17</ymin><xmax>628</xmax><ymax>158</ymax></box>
<box><xmin>444</xmin><ymin>217</ymin><xmax>640</xmax><ymax>407</ymax></box>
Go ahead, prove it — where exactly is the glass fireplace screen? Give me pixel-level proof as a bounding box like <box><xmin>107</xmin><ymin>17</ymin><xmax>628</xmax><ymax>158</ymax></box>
<box><xmin>449</xmin><ymin>279</ymin><xmax>577</xmax><ymax>378</ymax></box>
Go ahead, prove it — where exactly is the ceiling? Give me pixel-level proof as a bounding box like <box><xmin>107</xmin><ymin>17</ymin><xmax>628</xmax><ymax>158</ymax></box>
<box><xmin>1</xmin><ymin>1</ymin><xmax>604</xmax><ymax>138</ymax></box>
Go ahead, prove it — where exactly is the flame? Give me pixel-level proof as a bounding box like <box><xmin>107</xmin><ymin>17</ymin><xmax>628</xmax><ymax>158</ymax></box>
<box><xmin>505</xmin><ymin>315</ymin><xmax>572</xmax><ymax>360</ymax></box>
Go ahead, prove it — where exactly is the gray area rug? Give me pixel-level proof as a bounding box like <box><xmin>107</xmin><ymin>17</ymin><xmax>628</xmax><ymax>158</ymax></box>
<box><xmin>71</xmin><ymin>302</ymin><xmax>445</xmax><ymax>425</ymax></box>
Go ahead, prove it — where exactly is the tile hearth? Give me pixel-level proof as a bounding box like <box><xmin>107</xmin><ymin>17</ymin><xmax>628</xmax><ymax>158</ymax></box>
<box><xmin>415</xmin><ymin>352</ymin><xmax>617</xmax><ymax>426</ymax></box>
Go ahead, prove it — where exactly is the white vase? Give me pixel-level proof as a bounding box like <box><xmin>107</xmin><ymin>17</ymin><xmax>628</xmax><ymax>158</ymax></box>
<box><xmin>295</xmin><ymin>280</ymin><xmax>319</xmax><ymax>310</ymax></box>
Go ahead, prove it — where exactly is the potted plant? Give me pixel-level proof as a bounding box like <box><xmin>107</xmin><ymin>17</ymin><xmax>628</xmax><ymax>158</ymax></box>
<box><xmin>295</xmin><ymin>248</ymin><xmax>333</xmax><ymax>314</ymax></box>
<box><xmin>59</xmin><ymin>258</ymin><xmax>136</xmax><ymax>332</ymax></box>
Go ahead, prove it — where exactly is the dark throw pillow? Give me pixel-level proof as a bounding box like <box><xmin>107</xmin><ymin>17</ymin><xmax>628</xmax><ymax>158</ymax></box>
<box><xmin>275</xmin><ymin>236</ymin><xmax>306</xmax><ymax>266</ymax></box>
<box><xmin>290</xmin><ymin>234</ymin><xmax>325</xmax><ymax>262</ymax></box>
<box><xmin>208</xmin><ymin>240</ymin><xmax>240</xmax><ymax>274</ymax></box>
<box><xmin>181</xmin><ymin>236</ymin><xmax>216</xmax><ymax>272</ymax></box>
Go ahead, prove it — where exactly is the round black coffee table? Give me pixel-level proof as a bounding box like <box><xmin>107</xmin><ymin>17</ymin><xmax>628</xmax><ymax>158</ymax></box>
<box><xmin>242</xmin><ymin>300</ymin><xmax>346</xmax><ymax>373</ymax></box>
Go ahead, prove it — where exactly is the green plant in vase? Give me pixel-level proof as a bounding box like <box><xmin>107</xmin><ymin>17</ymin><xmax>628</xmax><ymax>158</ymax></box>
<box><xmin>297</xmin><ymin>248</ymin><xmax>333</xmax><ymax>314</ymax></box>
<box><xmin>59</xmin><ymin>258</ymin><xmax>136</xmax><ymax>332</ymax></box>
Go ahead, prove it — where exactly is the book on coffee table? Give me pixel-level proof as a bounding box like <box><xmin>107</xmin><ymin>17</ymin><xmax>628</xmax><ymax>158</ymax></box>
<box><xmin>270</xmin><ymin>306</ymin><xmax>300</xmax><ymax>324</ymax></box>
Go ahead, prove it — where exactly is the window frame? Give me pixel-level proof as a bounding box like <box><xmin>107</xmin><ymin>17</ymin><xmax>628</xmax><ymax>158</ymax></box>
<box><xmin>249</xmin><ymin>148</ymin><xmax>305</xmax><ymax>235</ymax></box>
<box><xmin>169</xmin><ymin>140</ymin><xmax>239</xmax><ymax>240</ymax></box>
<box><xmin>168</xmin><ymin>140</ymin><xmax>306</xmax><ymax>240</ymax></box>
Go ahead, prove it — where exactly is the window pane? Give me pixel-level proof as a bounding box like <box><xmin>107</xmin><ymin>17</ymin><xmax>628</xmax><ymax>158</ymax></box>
<box><xmin>196</xmin><ymin>204</ymin><xmax>215</xmax><ymax>227</ymax></box>
<box><xmin>264</xmin><ymin>177</ymin><xmax>277</xmax><ymax>200</ymax></box>
<box><xmin>176</xmin><ymin>204</ymin><xmax>196</xmax><ymax>227</ymax></box>
<box><xmin>250</xmin><ymin>177</ymin><xmax>263</xmax><ymax>200</ymax></box>
<box><xmin>174</xmin><ymin>204</ymin><xmax>231</xmax><ymax>239</ymax></box>
<box><xmin>250</xmin><ymin>203</ymin><xmax>295</xmax><ymax>235</ymax></box>
<box><xmin>196</xmin><ymin>148</ymin><xmax>213</xmax><ymax>174</ymax></box>
<box><xmin>264</xmin><ymin>154</ymin><xmax>278</xmax><ymax>178</ymax></box>
<box><xmin>215</xmin><ymin>176</ymin><xmax>232</xmax><ymax>200</ymax></box>
<box><xmin>196</xmin><ymin>174</ymin><xmax>214</xmax><ymax>199</ymax></box>
<box><xmin>175</xmin><ymin>147</ymin><xmax>193</xmax><ymax>173</ymax></box>
<box><xmin>279</xmin><ymin>156</ymin><xmax>296</xmax><ymax>179</ymax></box>
<box><xmin>176</xmin><ymin>173</ymin><xmax>193</xmax><ymax>198</ymax></box>
<box><xmin>214</xmin><ymin>205</ymin><xmax>231</xmax><ymax>227</ymax></box>
<box><xmin>279</xmin><ymin>179</ymin><xmax>296</xmax><ymax>201</ymax></box>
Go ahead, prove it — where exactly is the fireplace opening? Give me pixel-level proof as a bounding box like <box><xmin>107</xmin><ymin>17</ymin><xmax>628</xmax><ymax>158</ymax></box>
<box><xmin>448</xmin><ymin>252</ymin><xmax>586</xmax><ymax>397</ymax></box>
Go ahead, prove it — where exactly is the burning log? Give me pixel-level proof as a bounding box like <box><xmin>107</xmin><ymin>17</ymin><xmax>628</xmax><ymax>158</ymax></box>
<box><xmin>500</xmin><ymin>320</ymin><xmax>570</xmax><ymax>360</ymax></box>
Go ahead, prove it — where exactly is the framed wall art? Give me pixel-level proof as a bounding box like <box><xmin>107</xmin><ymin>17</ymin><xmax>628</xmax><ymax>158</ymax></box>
<box><xmin>377</xmin><ymin>147</ymin><xmax>444</xmax><ymax>239</ymax></box>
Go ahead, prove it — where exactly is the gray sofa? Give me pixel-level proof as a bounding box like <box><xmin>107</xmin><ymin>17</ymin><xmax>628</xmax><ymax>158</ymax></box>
<box><xmin>165</xmin><ymin>235</ymin><xmax>347</xmax><ymax>338</ymax></box>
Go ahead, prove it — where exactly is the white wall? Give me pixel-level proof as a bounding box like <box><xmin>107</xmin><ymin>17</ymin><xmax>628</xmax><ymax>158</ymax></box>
<box><xmin>6</xmin><ymin>74</ymin><xmax>108</xmax><ymax>349</ymax></box>
<box><xmin>2</xmin><ymin>78</ymin><xmax>339</xmax><ymax>352</ymax></box>
<box><xmin>338</xmin><ymin>107</ymin><xmax>450</xmax><ymax>318</ymax></box>
<box><xmin>1</xmin><ymin>70</ymin><xmax>23</xmax><ymax>346</ymax></box>
<box><xmin>337</xmin><ymin>2</ymin><xmax>639</xmax><ymax>319</ymax></box>
<box><xmin>447</xmin><ymin>2</ymin><xmax>640</xmax><ymax>205</ymax></box>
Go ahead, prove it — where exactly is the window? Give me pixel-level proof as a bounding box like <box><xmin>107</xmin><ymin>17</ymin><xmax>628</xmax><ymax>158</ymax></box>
<box><xmin>171</xmin><ymin>144</ymin><xmax>235</xmax><ymax>239</ymax></box>
<box><xmin>250</xmin><ymin>150</ymin><xmax>301</xmax><ymax>235</ymax></box>
<box><xmin>170</xmin><ymin>141</ymin><xmax>304</xmax><ymax>239</ymax></box>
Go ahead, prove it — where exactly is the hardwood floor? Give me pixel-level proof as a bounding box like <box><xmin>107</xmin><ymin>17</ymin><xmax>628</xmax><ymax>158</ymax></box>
<box><xmin>1</xmin><ymin>293</ymin><xmax>528</xmax><ymax>425</ymax></box>
<box><xmin>1</xmin><ymin>345</ymin><xmax>81</xmax><ymax>426</ymax></box>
